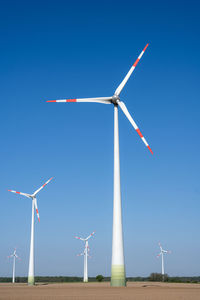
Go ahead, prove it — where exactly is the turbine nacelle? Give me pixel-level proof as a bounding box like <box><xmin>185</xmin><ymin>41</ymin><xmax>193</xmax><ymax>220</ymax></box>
<box><xmin>26</xmin><ymin>194</ymin><xmax>34</xmax><ymax>199</ymax></box>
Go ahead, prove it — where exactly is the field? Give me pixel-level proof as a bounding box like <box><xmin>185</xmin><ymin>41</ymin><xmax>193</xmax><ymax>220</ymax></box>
<box><xmin>0</xmin><ymin>282</ymin><xmax>200</xmax><ymax>300</ymax></box>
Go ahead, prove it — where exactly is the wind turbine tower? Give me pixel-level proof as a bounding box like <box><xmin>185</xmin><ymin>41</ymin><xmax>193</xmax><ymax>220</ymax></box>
<box><xmin>8</xmin><ymin>177</ymin><xmax>53</xmax><ymax>285</ymax></box>
<box><xmin>47</xmin><ymin>43</ymin><xmax>152</xmax><ymax>286</ymax></box>
<box><xmin>8</xmin><ymin>248</ymin><xmax>20</xmax><ymax>283</ymax></box>
<box><xmin>75</xmin><ymin>232</ymin><xmax>95</xmax><ymax>282</ymax></box>
<box><xmin>157</xmin><ymin>242</ymin><xmax>171</xmax><ymax>279</ymax></box>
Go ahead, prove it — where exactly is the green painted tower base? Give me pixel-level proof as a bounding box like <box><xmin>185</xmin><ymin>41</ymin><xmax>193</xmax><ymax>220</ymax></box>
<box><xmin>28</xmin><ymin>276</ymin><xmax>35</xmax><ymax>285</ymax></box>
<box><xmin>111</xmin><ymin>265</ymin><xmax>126</xmax><ymax>287</ymax></box>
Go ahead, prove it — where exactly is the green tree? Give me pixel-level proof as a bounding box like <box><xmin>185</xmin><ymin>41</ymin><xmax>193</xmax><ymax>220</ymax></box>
<box><xmin>96</xmin><ymin>275</ymin><xmax>104</xmax><ymax>282</ymax></box>
<box><xmin>149</xmin><ymin>273</ymin><xmax>168</xmax><ymax>282</ymax></box>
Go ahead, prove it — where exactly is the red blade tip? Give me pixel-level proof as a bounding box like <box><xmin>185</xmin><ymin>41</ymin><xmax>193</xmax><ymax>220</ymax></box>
<box><xmin>143</xmin><ymin>43</ymin><xmax>149</xmax><ymax>52</ymax></box>
<box><xmin>147</xmin><ymin>145</ymin><xmax>153</xmax><ymax>154</ymax></box>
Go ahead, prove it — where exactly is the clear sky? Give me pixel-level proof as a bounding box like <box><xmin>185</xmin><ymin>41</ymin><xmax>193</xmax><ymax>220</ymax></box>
<box><xmin>0</xmin><ymin>0</ymin><xmax>200</xmax><ymax>278</ymax></box>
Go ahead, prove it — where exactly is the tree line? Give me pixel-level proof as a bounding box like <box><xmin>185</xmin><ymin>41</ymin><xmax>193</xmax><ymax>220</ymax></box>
<box><xmin>0</xmin><ymin>274</ymin><xmax>200</xmax><ymax>283</ymax></box>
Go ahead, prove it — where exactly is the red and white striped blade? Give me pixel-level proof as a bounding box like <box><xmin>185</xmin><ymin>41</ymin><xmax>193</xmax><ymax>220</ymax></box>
<box><xmin>75</xmin><ymin>236</ymin><xmax>85</xmax><ymax>241</ymax></box>
<box><xmin>46</xmin><ymin>97</ymin><xmax>112</xmax><ymax>104</ymax></box>
<box><xmin>156</xmin><ymin>252</ymin><xmax>161</xmax><ymax>258</ymax></box>
<box><xmin>8</xmin><ymin>190</ymin><xmax>31</xmax><ymax>198</ymax></box>
<box><xmin>33</xmin><ymin>177</ymin><xmax>53</xmax><ymax>196</ymax></box>
<box><xmin>118</xmin><ymin>101</ymin><xmax>153</xmax><ymax>154</ymax></box>
<box><xmin>86</xmin><ymin>231</ymin><xmax>95</xmax><ymax>240</ymax></box>
<box><xmin>163</xmin><ymin>249</ymin><xmax>171</xmax><ymax>254</ymax></box>
<box><xmin>77</xmin><ymin>253</ymin><xmax>84</xmax><ymax>256</ymax></box>
<box><xmin>115</xmin><ymin>44</ymin><xmax>149</xmax><ymax>96</ymax></box>
<box><xmin>158</xmin><ymin>242</ymin><xmax>162</xmax><ymax>250</ymax></box>
<box><xmin>34</xmin><ymin>198</ymin><xmax>40</xmax><ymax>222</ymax></box>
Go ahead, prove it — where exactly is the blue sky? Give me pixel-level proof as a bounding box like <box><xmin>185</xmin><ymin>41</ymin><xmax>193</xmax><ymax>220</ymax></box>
<box><xmin>0</xmin><ymin>0</ymin><xmax>200</xmax><ymax>278</ymax></box>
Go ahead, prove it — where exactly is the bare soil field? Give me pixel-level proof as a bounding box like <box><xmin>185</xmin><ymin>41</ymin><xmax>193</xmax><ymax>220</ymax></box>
<box><xmin>0</xmin><ymin>281</ymin><xmax>200</xmax><ymax>300</ymax></box>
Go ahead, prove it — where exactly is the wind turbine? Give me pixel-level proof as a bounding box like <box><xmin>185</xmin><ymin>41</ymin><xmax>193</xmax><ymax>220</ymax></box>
<box><xmin>75</xmin><ymin>232</ymin><xmax>95</xmax><ymax>282</ymax></box>
<box><xmin>47</xmin><ymin>44</ymin><xmax>153</xmax><ymax>286</ymax></box>
<box><xmin>8</xmin><ymin>248</ymin><xmax>20</xmax><ymax>283</ymax></box>
<box><xmin>8</xmin><ymin>177</ymin><xmax>53</xmax><ymax>285</ymax></box>
<box><xmin>157</xmin><ymin>242</ymin><xmax>171</xmax><ymax>279</ymax></box>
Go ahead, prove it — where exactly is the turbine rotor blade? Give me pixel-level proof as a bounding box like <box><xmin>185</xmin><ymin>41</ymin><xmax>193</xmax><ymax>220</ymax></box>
<box><xmin>34</xmin><ymin>198</ymin><xmax>40</xmax><ymax>222</ymax></box>
<box><xmin>46</xmin><ymin>97</ymin><xmax>112</xmax><ymax>104</ymax></box>
<box><xmin>86</xmin><ymin>231</ymin><xmax>95</xmax><ymax>240</ymax></box>
<box><xmin>115</xmin><ymin>44</ymin><xmax>149</xmax><ymax>96</ymax></box>
<box><xmin>33</xmin><ymin>177</ymin><xmax>53</xmax><ymax>196</ymax></box>
<box><xmin>75</xmin><ymin>236</ymin><xmax>85</xmax><ymax>241</ymax></box>
<box><xmin>163</xmin><ymin>249</ymin><xmax>171</xmax><ymax>254</ymax></box>
<box><xmin>117</xmin><ymin>101</ymin><xmax>153</xmax><ymax>154</ymax></box>
<box><xmin>8</xmin><ymin>190</ymin><xmax>31</xmax><ymax>198</ymax></box>
<box><xmin>158</xmin><ymin>242</ymin><xmax>163</xmax><ymax>251</ymax></box>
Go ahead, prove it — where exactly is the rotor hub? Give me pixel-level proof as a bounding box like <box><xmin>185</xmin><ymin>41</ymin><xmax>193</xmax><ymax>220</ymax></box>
<box><xmin>112</xmin><ymin>94</ymin><xmax>120</xmax><ymax>104</ymax></box>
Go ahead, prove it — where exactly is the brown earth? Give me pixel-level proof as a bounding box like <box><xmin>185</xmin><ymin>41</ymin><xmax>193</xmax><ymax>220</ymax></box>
<box><xmin>0</xmin><ymin>281</ymin><xmax>200</xmax><ymax>300</ymax></box>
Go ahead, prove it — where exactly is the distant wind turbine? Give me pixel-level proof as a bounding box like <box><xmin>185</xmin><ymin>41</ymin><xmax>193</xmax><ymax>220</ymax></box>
<box><xmin>157</xmin><ymin>242</ymin><xmax>171</xmax><ymax>278</ymax></box>
<box><xmin>47</xmin><ymin>43</ymin><xmax>152</xmax><ymax>286</ymax></box>
<box><xmin>8</xmin><ymin>248</ymin><xmax>20</xmax><ymax>283</ymax></box>
<box><xmin>75</xmin><ymin>232</ymin><xmax>95</xmax><ymax>282</ymax></box>
<box><xmin>8</xmin><ymin>177</ymin><xmax>53</xmax><ymax>285</ymax></box>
